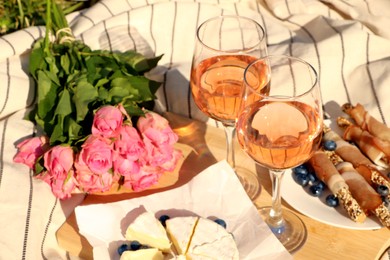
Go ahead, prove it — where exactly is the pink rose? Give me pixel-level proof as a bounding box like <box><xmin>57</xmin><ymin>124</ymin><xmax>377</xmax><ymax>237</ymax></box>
<box><xmin>42</xmin><ymin>145</ymin><xmax>76</xmax><ymax>199</ymax></box>
<box><xmin>13</xmin><ymin>136</ymin><xmax>49</xmax><ymax>169</ymax></box>
<box><xmin>49</xmin><ymin>171</ymin><xmax>76</xmax><ymax>199</ymax></box>
<box><xmin>76</xmin><ymin>135</ymin><xmax>113</xmax><ymax>175</ymax></box>
<box><xmin>113</xmin><ymin>155</ymin><xmax>141</xmax><ymax>177</ymax></box>
<box><xmin>142</xmin><ymin>137</ymin><xmax>176</xmax><ymax>167</ymax></box>
<box><xmin>92</xmin><ymin>105</ymin><xmax>123</xmax><ymax>138</ymax></box>
<box><xmin>159</xmin><ymin>149</ymin><xmax>182</xmax><ymax>172</ymax></box>
<box><xmin>137</xmin><ymin>112</ymin><xmax>180</xmax><ymax>167</ymax></box>
<box><xmin>36</xmin><ymin>170</ymin><xmax>76</xmax><ymax>199</ymax></box>
<box><xmin>114</xmin><ymin>125</ymin><xmax>144</xmax><ymax>160</ymax></box>
<box><xmin>74</xmin><ymin>136</ymin><xmax>115</xmax><ymax>192</ymax></box>
<box><xmin>44</xmin><ymin>145</ymin><xmax>74</xmax><ymax>178</ymax></box>
<box><xmin>123</xmin><ymin>165</ymin><xmax>162</xmax><ymax>191</ymax></box>
<box><xmin>74</xmin><ymin>164</ymin><xmax>114</xmax><ymax>193</ymax></box>
<box><xmin>137</xmin><ymin>112</ymin><xmax>178</xmax><ymax>147</ymax></box>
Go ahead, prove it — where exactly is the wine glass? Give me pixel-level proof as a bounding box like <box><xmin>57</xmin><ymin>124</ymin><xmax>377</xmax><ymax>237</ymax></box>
<box><xmin>190</xmin><ymin>15</ymin><xmax>268</xmax><ymax>198</ymax></box>
<box><xmin>236</xmin><ymin>55</ymin><xmax>323</xmax><ymax>252</ymax></box>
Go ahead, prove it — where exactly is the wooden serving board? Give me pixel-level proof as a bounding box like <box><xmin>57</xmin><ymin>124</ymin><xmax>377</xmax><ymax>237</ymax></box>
<box><xmin>56</xmin><ymin>112</ymin><xmax>220</xmax><ymax>258</ymax></box>
<box><xmin>56</xmin><ymin>112</ymin><xmax>390</xmax><ymax>260</ymax></box>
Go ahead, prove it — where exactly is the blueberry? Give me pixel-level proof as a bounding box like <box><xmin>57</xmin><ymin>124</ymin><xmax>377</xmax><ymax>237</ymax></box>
<box><xmin>315</xmin><ymin>181</ymin><xmax>326</xmax><ymax>190</ymax></box>
<box><xmin>159</xmin><ymin>214</ymin><xmax>170</xmax><ymax>227</ymax></box>
<box><xmin>117</xmin><ymin>244</ymin><xmax>129</xmax><ymax>255</ymax></box>
<box><xmin>214</xmin><ymin>218</ymin><xmax>227</xmax><ymax>229</ymax></box>
<box><xmin>309</xmin><ymin>183</ymin><xmax>324</xmax><ymax>197</ymax></box>
<box><xmin>323</xmin><ymin>140</ymin><xmax>337</xmax><ymax>151</ymax></box>
<box><xmin>377</xmin><ymin>185</ymin><xmax>389</xmax><ymax>196</ymax></box>
<box><xmin>325</xmin><ymin>194</ymin><xmax>339</xmax><ymax>207</ymax></box>
<box><xmin>130</xmin><ymin>240</ymin><xmax>142</xmax><ymax>251</ymax></box>
<box><xmin>293</xmin><ymin>172</ymin><xmax>310</xmax><ymax>186</ymax></box>
<box><xmin>308</xmin><ymin>172</ymin><xmax>319</xmax><ymax>185</ymax></box>
<box><xmin>293</xmin><ymin>165</ymin><xmax>309</xmax><ymax>176</ymax></box>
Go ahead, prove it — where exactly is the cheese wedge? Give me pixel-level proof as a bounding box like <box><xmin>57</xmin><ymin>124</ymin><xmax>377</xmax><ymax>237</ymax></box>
<box><xmin>125</xmin><ymin>211</ymin><xmax>171</xmax><ymax>252</ymax></box>
<box><xmin>187</xmin><ymin>218</ymin><xmax>239</xmax><ymax>260</ymax></box>
<box><xmin>165</xmin><ymin>216</ymin><xmax>198</xmax><ymax>255</ymax></box>
<box><xmin>189</xmin><ymin>234</ymin><xmax>238</xmax><ymax>259</ymax></box>
<box><xmin>120</xmin><ymin>248</ymin><xmax>164</xmax><ymax>260</ymax></box>
<box><xmin>166</xmin><ymin>216</ymin><xmax>239</xmax><ymax>260</ymax></box>
<box><xmin>123</xmin><ymin>213</ymin><xmax>239</xmax><ymax>260</ymax></box>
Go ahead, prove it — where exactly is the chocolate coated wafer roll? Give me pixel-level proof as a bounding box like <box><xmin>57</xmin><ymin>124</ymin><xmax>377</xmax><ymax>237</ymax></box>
<box><xmin>343</xmin><ymin>103</ymin><xmax>390</xmax><ymax>142</ymax></box>
<box><xmin>309</xmin><ymin>151</ymin><xmax>366</xmax><ymax>223</ymax></box>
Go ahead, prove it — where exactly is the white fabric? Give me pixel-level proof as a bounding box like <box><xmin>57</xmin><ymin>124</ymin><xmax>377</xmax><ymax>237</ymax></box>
<box><xmin>1</xmin><ymin>0</ymin><xmax>390</xmax><ymax>259</ymax></box>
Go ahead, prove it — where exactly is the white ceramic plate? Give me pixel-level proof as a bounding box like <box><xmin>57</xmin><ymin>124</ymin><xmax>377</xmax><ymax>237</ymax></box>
<box><xmin>281</xmin><ymin>169</ymin><xmax>383</xmax><ymax>230</ymax></box>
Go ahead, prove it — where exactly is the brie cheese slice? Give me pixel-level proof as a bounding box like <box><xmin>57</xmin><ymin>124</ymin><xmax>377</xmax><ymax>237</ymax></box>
<box><xmin>125</xmin><ymin>211</ymin><xmax>171</xmax><ymax>252</ymax></box>
<box><xmin>187</xmin><ymin>218</ymin><xmax>239</xmax><ymax>260</ymax></box>
<box><xmin>165</xmin><ymin>216</ymin><xmax>198</xmax><ymax>255</ymax></box>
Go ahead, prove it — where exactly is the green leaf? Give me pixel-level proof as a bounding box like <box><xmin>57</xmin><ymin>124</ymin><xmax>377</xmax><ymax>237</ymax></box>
<box><xmin>60</xmin><ymin>52</ymin><xmax>70</xmax><ymax>75</ymax></box>
<box><xmin>126</xmin><ymin>76</ymin><xmax>156</xmax><ymax>100</ymax></box>
<box><xmin>66</xmin><ymin>117</ymin><xmax>83</xmax><ymax>142</ymax></box>
<box><xmin>43</xmin><ymin>56</ymin><xmax>60</xmax><ymax>85</ymax></box>
<box><xmin>85</xmin><ymin>55</ymin><xmax>116</xmax><ymax>83</ymax></box>
<box><xmin>50</xmin><ymin>117</ymin><xmax>67</xmax><ymax>145</ymax></box>
<box><xmin>122</xmin><ymin>101</ymin><xmax>145</xmax><ymax>116</ymax></box>
<box><xmin>148</xmin><ymin>79</ymin><xmax>162</xmax><ymax>95</ymax></box>
<box><xmin>36</xmin><ymin>70</ymin><xmax>59</xmax><ymax>120</ymax></box>
<box><xmin>98</xmin><ymin>87</ymin><xmax>109</xmax><ymax>101</ymax></box>
<box><xmin>54</xmin><ymin>89</ymin><xmax>73</xmax><ymax>117</ymax></box>
<box><xmin>117</xmin><ymin>51</ymin><xmax>163</xmax><ymax>73</ymax></box>
<box><xmin>29</xmin><ymin>39</ymin><xmax>47</xmax><ymax>80</ymax></box>
<box><xmin>95</xmin><ymin>77</ymin><xmax>110</xmax><ymax>88</ymax></box>
<box><xmin>108</xmin><ymin>85</ymin><xmax>130</xmax><ymax>103</ymax></box>
<box><xmin>144</xmin><ymin>54</ymin><xmax>164</xmax><ymax>71</ymax></box>
<box><xmin>72</xmin><ymin>80</ymin><xmax>99</xmax><ymax>121</ymax></box>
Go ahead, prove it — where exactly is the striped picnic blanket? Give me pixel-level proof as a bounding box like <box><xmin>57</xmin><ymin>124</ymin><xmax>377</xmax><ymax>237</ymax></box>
<box><xmin>0</xmin><ymin>0</ymin><xmax>389</xmax><ymax>259</ymax></box>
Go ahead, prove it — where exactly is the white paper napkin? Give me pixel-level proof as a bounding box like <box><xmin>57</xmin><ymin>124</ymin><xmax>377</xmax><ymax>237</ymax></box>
<box><xmin>75</xmin><ymin>160</ymin><xmax>292</xmax><ymax>260</ymax></box>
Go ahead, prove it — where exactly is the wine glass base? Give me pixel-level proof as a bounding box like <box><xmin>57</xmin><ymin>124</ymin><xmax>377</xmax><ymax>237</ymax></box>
<box><xmin>258</xmin><ymin>206</ymin><xmax>307</xmax><ymax>254</ymax></box>
<box><xmin>234</xmin><ymin>166</ymin><xmax>262</xmax><ymax>200</ymax></box>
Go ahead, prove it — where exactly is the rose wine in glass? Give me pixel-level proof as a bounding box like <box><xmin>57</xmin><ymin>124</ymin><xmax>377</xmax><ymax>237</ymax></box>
<box><xmin>237</xmin><ymin>55</ymin><xmax>323</xmax><ymax>253</ymax></box>
<box><xmin>190</xmin><ymin>15</ymin><xmax>268</xmax><ymax>198</ymax></box>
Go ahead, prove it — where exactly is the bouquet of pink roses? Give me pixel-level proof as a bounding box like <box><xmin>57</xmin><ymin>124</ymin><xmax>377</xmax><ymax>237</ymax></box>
<box><xmin>14</xmin><ymin>105</ymin><xmax>182</xmax><ymax>199</ymax></box>
<box><xmin>13</xmin><ymin>1</ymin><xmax>182</xmax><ymax>199</ymax></box>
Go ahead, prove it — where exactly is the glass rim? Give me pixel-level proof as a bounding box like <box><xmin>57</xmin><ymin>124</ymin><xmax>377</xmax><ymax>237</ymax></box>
<box><xmin>196</xmin><ymin>15</ymin><xmax>266</xmax><ymax>54</ymax></box>
<box><xmin>243</xmin><ymin>54</ymin><xmax>319</xmax><ymax>100</ymax></box>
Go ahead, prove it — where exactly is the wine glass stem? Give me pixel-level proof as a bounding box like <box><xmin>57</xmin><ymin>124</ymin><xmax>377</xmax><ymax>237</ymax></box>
<box><xmin>268</xmin><ymin>169</ymin><xmax>285</xmax><ymax>233</ymax></box>
<box><xmin>223</xmin><ymin>125</ymin><xmax>236</xmax><ymax>169</ymax></box>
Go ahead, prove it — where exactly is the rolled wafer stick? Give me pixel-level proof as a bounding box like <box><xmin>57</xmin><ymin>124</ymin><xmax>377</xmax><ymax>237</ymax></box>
<box><xmin>337</xmin><ymin>118</ymin><xmax>389</xmax><ymax>168</ymax></box>
<box><xmin>336</xmin><ymin>162</ymin><xmax>390</xmax><ymax>228</ymax></box>
<box><xmin>323</xmin><ymin>126</ymin><xmax>390</xmax><ymax>187</ymax></box>
<box><xmin>309</xmin><ymin>151</ymin><xmax>366</xmax><ymax>223</ymax></box>
<box><xmin>342</xmin><ymin>103</ymin><xmax>390</xmax><ymax>142</ymax></box>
